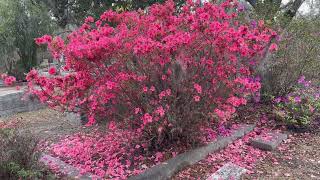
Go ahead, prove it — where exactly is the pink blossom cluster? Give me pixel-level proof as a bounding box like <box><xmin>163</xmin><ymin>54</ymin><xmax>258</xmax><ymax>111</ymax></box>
<box><xmin>36</xmin><ymin>35</ymin><xmax>64</xmax><ymax>59</ymax></box>
<box><xmin>28</xmin><ymin>0</ymin><xmax>276</xmax><ymax>147</ymax></box>
<box><xmin>1</xmin><ymin>74</ymin><xmax>16</xmax><ymax>86</ymax></box>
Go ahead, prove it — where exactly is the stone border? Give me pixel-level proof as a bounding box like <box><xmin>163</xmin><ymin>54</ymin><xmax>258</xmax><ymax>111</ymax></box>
<box><xmin>0</xmin><ymin>90</ymin><xmax>45</xmax><ymax>117</ymax></box>
<box><xmin>39</xmin><ymin>154</ymin><xmax>101</xmax><ymax>180</ymax></box>
<box><xmin>129</xmin><ymin>124</ymin><xmax>255</xmax><ymax>180</ymax></box>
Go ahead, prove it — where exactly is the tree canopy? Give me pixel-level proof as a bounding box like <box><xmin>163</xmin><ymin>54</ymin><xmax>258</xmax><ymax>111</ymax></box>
<box><xmin>0</xmin><ymin>0</ymin><xmax>54</xmax><ymax>77</ymax></box>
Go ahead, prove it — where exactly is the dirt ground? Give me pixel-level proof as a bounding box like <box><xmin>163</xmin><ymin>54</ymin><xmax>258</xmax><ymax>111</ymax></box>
<box><xmin>0</xmin><ymin>108</ymin><xmax>85</xmax><ymax>142</ymax></box>
<box><xmin>243</xmin><ymin>132</ymin><xmax>320</xmax><ymax>180</ymax></box>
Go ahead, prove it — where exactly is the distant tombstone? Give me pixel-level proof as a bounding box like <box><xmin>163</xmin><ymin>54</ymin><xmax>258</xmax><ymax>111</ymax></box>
<box><xmin>40</xmin><ymin>59</ymin><xmax>49</xmax><ymax>68</ymax></box>
<box><xmin>250</xmin><ymin>132</ymin><xmax>288</xmax><ymax>151</ymax></box>
<box><xmin>43</xmin><ymin>59</ymin><xmax>49</xmax><ymax>65</ymax></box>
<box><xmin>65</xmin><ymin>111</ymin><xmax>88</xmax><ymax>126</ymax></box>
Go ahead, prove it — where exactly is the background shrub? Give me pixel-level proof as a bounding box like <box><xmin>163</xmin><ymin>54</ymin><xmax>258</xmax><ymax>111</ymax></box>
<box><xmin>261</xmin><ymin>18</ymin><xmax>320</xmax><ymax>97</ymax></box>
<box><xmin>273</xmin><ymin>76</ymin><xmax>320</xmax><ymax>130</ymax></box>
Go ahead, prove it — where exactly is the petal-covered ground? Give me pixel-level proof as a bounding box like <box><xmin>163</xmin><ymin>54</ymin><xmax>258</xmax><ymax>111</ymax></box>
<box><xmin>173</xmin><ymin>127</ymin><xmax>272</xmax><ymax>179</ymax></box>
<box><xmin>1</xmin><ymin>108</ymin><xmax>320</xmax><ymax>179</ymax></box>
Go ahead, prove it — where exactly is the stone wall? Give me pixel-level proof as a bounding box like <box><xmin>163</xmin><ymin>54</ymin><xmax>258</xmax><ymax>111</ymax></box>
<box><xmin>0</xmin><ymin>89</ymin><xmax>44</xmax><ymax>117</ymax></box>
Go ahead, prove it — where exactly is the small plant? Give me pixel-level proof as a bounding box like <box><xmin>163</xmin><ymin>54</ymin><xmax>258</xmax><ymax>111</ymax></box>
<box><xmin>273</xmin><ymin>76</ymin><xmax>320</xmax><ymax>129</ymax></box>
<box><xmin>0</xmin><ymin>126</ymin><xmax>52</xmax><ymax>179</ymax></box>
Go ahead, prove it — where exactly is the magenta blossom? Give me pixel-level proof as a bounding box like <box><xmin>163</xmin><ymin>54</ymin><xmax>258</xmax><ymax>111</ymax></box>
<box><xmin>294</xmin><ymin>96</ymin><xmax>301</xmax><ymax>103</ymax></box>
<box><xmin>274</xmin><ymin>97</ymin><xmax>282</xmax><ymax>103</ymax></box>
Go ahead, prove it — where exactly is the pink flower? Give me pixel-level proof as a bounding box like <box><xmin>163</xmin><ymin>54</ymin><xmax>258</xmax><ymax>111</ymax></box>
<box><xmin>134</xmin><ymin>108</ymin><xmax>141</xmax><ymax>114</ymax></box>
<box><xmin>106</xmin><ymin>81</ymin><xmax>117</xmax><ymax>90</ymax></box>
<box><xmin>35</xmin><ymin>35</ymin><xmax>52</xmax><ymax>45</ymax></box>
<box><xmin>165</xmin><ymin>89</ymin><xmax>171</xmax><ymax>96</ymax></box>
<box><xmin>227</xmin><ymin>96</ymin><xmax>247</xmax><ymax>107</ymax></box>
<box><xmin>150</xmin><ymin>86</ymin><xmax>156</xmax><ymax>92</ymax></box>
<box><xmin>194</xmin><ymin>83</ymin><xmax>202</xmax><ymax>94</ymax></box>
<box><xmin>155</xmin><ymin>152</ymin><xmax>163</xmax><ymax>162</ymax></box>
<box><xmin>4</xmin><ymin>76</ymin><xmax>16</xmax><ymax>86</ymax></box>
<box><xmin>48</xmin><ymin>66</ymin><xmax>57</xmax><ymax>75</ymax></box>
<box><xmin>194</xmin><ymin>95</ymin><xmax>200</xmax><ymax>102</ymax></box>
<box><xmin>159</xmin><ymin>91</ymin><xmax>166</xmax><ymax>99</ymax></box>
<box><xmin>143</xmin><ymin>86</ymin><xmax>148</xmax><ymax>92</ymax></box>
<box><xmin>269</xmin><ymin>43</ymin><xmax>278</xmax><ymax>52</ymax></box>
<box><xmin>155</xmin><ymin>106</ymin><xmax>165</xmax><ymax>117</ymax></box>
<box><xmin>108</xmin><ymin>121</ymin><xmax>117</xmax><ymax>130</ymax></box>
<box><xmin>85</xmin><ymin>16</ymin><xmax>94</xmax><ymax>23</ymax></box>
<box><xmin>142</xmin><ymin>113</ymin><xmax>153</xmax><ymax>125</ymax></box>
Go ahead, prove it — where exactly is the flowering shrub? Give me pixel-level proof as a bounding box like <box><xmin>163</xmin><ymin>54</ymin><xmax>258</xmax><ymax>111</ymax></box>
<box><xmin>0</xmin><ymin>74</ymin><xmax>16</xmax><ymax>86</ymax></box>
<box><xmin>29</xmin><ymin>0</ymin><xmax>276</xmax><ymax>148</ymax></box>
<box><xmin>273</xmin><ymin>76</ymin><xmax>320</xmax><ymax>128</ymax></box>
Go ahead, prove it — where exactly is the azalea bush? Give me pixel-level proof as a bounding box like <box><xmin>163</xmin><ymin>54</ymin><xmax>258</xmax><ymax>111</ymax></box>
<box><xmin>273</xmin><ymin>76</ymin><xmax>320</xmax><ymax>129</ymax></box>
<box><xmin>28</xmin><ymin>0</ymin><xmax>276</xmax><ymax>149</ymax></box>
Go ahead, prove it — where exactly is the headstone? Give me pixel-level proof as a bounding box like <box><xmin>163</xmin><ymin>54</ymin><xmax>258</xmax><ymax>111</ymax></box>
<box><xmin>250</xmin><ymin>132</ymin><xmax>287</xmax><ymax>151</ymax></box>
<box><xmin>65</xmin><ymin>112</ymin><xmax>88</xmax><ymax>126</ymax></box>
<box><xmin>42</xmin><ymin>59</ymin><xmax>49</xmax><ymax>65</ymax></box>
<box><xmin>65</xmin><ymin>112</ymin><xmax>82</xmax><ymax>126</ymax></box>
<box><xmin>206</xmin><ymin>162</ymin><xmax>247</xmax><ymax>180</ymax></box>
